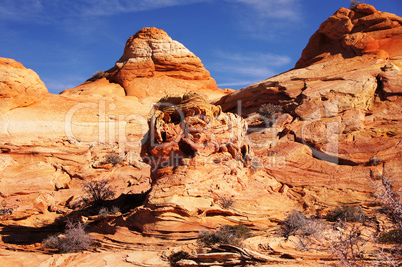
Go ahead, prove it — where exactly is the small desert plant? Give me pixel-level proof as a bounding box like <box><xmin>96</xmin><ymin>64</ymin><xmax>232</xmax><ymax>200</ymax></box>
<box><xmin>378</xmin><ymin>229</ymin><xmax>402</xmax><ymax>244</ymax></box>
<box><xmin>329</xmin><ymin>221</ymin><xmax>368</xmax><ymax>266</ymax></box>
<box><xmin>218</xmin><ymin>196</ymin><xmax>235</xmax><ymax>209</ymax></box>
<box><xmin>371</xmin><ymin>172</ymin><xmax>402</xmax><ymax>229</ymax></box>
<box><xmin>279</xmin><ymin>209</ymin><xmax>320</xmax><ymax>239</ymax></box>
<box><xmin>368</xmin><ymin>157</ymin><xmax>381</xmax><ymax>166</ymax></box>
<box><xmin>168</xmin><ymin>251</ymin><xmax>190</xmax><ymax>267</ymax></box>
<box><xmin>43</xmin><ymin>220</ymin><xmax>91</xmax><ymax>253</ymax></box>
<box><xmin>326</xmin><ymin>205</ymin><xmax>368</xmax><ymax>223</ymax></box>
<box><xmin>258</xmin><ymin>103</ymin><xmax>283</xmax><ymax>118</ymax></box>
<box><xmin>83</xmin><ymin>179</ymin><xmax>115</xmax><ymax>205</ymax></box>
<box><xmin>198</xmin><ymin>224</ymin><xmax>251</xmax><ymax>247</ymax></box>
<box><xmin>91</xmin><ymin>70</ymin><xmax>105</xmax><ymax>80</ymax></box>
<box><xmin>103</xmin><ymin>152</ymin><xmax>123</xmax><ymax>166</ymax></box>
<box><xmin>350</xmin><ymin>0</ymin><xmax>365</xmax><ymax>9</ymax></box>
<box><xmin>60</xmin><ymin>220</ymin><xmax>92</xmax><ymax>253</ymax></box>
<box><xmin>250</xmin><ymin>158</ymin><xmax>263</xmax><ymax>173</ymax></box>
<box><xmin>42</xmin><ymin>235</ymin><xmax>60</xmax><ymax>250</ymax></box>
<box><xmin>98</xmin><ymin>206</ymin><xmax>120</xmax><ymax>218</ymax></box>
<box><xmin>0</xmin><ymin>200</ymin><xmax>13</xmax><ymax>216</ymax></box>
<box><xmin>0</xmin><ymin>207</ymin><xmax>13</xmax><ymax>216</ymax></box>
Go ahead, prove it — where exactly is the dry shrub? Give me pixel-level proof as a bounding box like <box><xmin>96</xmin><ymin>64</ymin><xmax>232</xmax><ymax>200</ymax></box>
<box><xmin>329</xmin><ymin>221</ymin><xmax>368</xmax><ymax>266</ymax></box>
<box><xmin>198</xmin><ymin>224</ymin><xmax>251</xmax><ymax>247</ymax></box>
<box><xmin>326</xmin><ymin>205</ymin><xmax>368</xmax><ymax>223</ymax></box>
<box><xmin>43</xmin><ymin>220</ymin><xmax>91</xmax><ymax>253</ymax></box>
<box><xmin>279</xmin><ymin>209</ymin><xmax>321</xmax><ymax>239</ymax></box>
<box><xmin>83</xmin><ymin>179</ymin><xmax>115</xmax><ymax>205</ymax></box>
<box><xmin>103</xmin><ymin>152</ymin><xmax>123</xmax><ymax>166</ymax></box>
<box><xmin>258</xmin><ymin>103</ymin><xmax>283</xmax><ymax>126</ymax></box>
<box><xmin>91</xmin><ymin>70</ymin><xmax>105</xmax><ymax>80</ymax></box>
<box><xmin>98</xmin><ymin>206</ymin><xmax>120</xmax><ymax>218</ymax></box>
<box><xmin>350</xmin><ymin>0</ymin><xmax>365</xmax><ymax>9</ymax></box>
<box><xmin>218</xmin><ymin>196</ymin><xmax>235</xmax><ymax>209</ymax></box>
<box><xmin>371</xmin><ymin>171</ymin><xmax>402</xmax><ymax>230</ymax></box>
<box><xmin>168</xmin><ymin>251</ymin><xmax>190</xmax><ymax>267</ymax></box>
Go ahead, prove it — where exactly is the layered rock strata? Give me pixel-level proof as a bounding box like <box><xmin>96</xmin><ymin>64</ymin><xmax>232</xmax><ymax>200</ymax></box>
<box><xmin>215</xmin><ymin>4</ymin><xmax>402</xmax><ymax>192</ymax></box>
<box><xmin>134</xmin><ymin>92</ymin><xmax>299</xmax><ymax>237</ymax></box>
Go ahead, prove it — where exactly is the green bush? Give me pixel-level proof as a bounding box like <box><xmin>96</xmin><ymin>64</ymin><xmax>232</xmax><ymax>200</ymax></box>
<box><xmin>326</xmin><ymin>206</ymin><xmax>367</xmax><ymax>223</ymax></box>
<box><xmin>198</xmin><ymin>224</ymin><xmax>251</xmax><ymax>246</ymax></box>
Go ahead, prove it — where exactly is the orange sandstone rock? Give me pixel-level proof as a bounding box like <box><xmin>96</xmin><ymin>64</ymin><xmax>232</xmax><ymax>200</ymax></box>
<box><xmin>0</xmin><ymin>57</ymin><xmax>48</xmax><ymax>112</ymax></box>
<box><xmin>296</xmin><ymin>4</ymin><xmax>402</xmax><ymax>68</ymax></box>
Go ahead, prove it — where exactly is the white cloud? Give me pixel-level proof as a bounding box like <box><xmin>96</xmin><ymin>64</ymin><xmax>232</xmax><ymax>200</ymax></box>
<box><xmin>212</xmin><ymin>51</ymin><xmax>290</xmax><ymax>76</ymax></box>
<box><xmin>216</xmin><ymin>51</ymin><xmax>291</xmax><ymax>67</ymax></box>
<box><xmin>210</xmin><ymin>50</ymin><xmax>292</xmax><ymax>89</ymax></box>
<box><xmin>232</xmin><ymin>0</ymin><xmax>301</xmax><ymax>20</ymax></box>
<box><xmin>226</xmin><ymin>0</ymin><xmax>303</xmax><ymax>41</ymax></box>
<box><xmin>218</xmin><ymin>80</ymin><xmax>260</xmax><ymax>88</ymax></box>
<box><xmin>0</xmin><ymin>0</ymin><xmax>208</xmax><ymax>20</ymax></box>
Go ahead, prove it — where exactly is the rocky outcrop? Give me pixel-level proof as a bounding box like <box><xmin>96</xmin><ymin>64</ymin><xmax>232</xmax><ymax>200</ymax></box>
<box><xmin>296</xmin><ymin>4</ymin><xmax>402</xmax><ymax>68</ymax></box>
<box><xmin>0</xmin><ymin>58</ymin><xmax>48</xmax><ymax>112</ymax></box>
<box><xmin>215</xmin><ymin>4</ymin><xmax>402</xmax><ymax>191</ymax></box>
<box><xmin>64</xmin><ymin>27</ymin><xmax>224</xmax><ymax>102</ymax></box>
<box><xmin>60</xmin><ymin>77</ymin><xmax>126</xmax><ymax>97</ymax></box>
<box><xmin>135</xmin><ymin>92</ymin><xmax>301</xmax><ymax>236</ymax></box>
<box><xmin>141</xmin><ymin>91</ymin><xmax>248</xmax><ymax>176</ymax></box>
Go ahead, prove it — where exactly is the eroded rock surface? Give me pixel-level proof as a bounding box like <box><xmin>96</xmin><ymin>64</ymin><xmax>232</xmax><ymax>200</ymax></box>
<box><xmin>63</xmin><ymin>27</ymin><xmax>225</xmax><ymax>102</ymax></box>
<box><xmin>0</xmin><ymin>58</ymin><xmax>48</xmax><ymax>112</ymax></box>
<box><xmin>296</xmin><ymin>4</ymin><xmax>402</xmax><ymax>68</ymax></box>
<box><xmin>215</xmin><ymin>4</ymin><xmax>402</xmax><ymax>191</ymax></box>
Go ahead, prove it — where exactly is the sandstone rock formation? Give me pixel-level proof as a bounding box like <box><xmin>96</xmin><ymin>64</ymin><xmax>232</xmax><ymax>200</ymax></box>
<box><xmin>296</xmin><ymin>4</ymin><xmax>402</xmax><ymax>68</ymax></box>
<box><xmin>216</xmin><ymin>3</ymin><xmax>402</xmax><ymax>192</ymax></box>
<box><xmin>0</xmin><ymin>58</ymin><xmax>48</xmax><ymax>112</ymax></box>
<box><xmin>0</xmin><ymin>4</ymin><xmax>401</xmax><ymax>267</ymax></box>
<box><xmin>132</xmin><ymin>92</ymin><xmax>299</xmax><ymax>238</ymax></box>
<box><xmin>62</xmin><ymin>27</ymin><xmax>225</xmax><ymax>102</ymax></box>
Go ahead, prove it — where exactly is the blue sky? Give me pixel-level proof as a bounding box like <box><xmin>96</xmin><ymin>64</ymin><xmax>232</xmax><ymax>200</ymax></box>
<box><xmin>1</xmin><ymin>0</ymin><xmax>401</xmax><ymax>94</ymax></box>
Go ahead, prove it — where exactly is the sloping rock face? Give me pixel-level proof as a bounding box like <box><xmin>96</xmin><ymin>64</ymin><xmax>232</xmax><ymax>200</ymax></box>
<box><xmin>0</xmin><ymin>58</ymin><xmax>48</xmax><ymax>112</ymax></box>
<box><xmin>62</xmin><ymin>27</ymin><xmax>222</xmax><ymax>101</ymax></box>
<box><xmin>215</xmin><ymin>4</ymin><xmax>402</xmax><ymax>191</ymax></box>
<box><xmin>296</xmin><ymin>4</ymin><xmax>402</xmax><ymax>68</ymax></box>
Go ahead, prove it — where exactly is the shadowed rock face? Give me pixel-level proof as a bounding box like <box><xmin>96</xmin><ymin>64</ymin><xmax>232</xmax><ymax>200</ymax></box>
<box><xmin>296</xmin><ymin>3</ymin><xmax>402</xmax><ymax>68</ymax></box>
